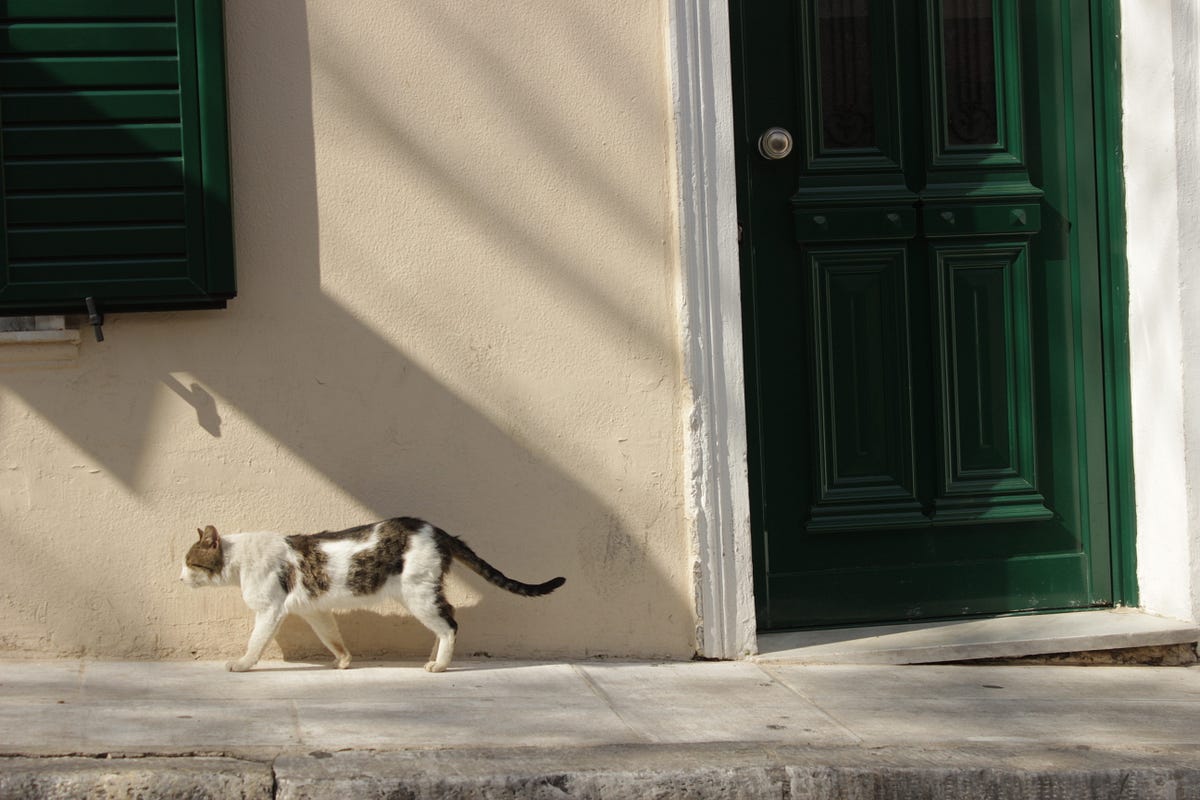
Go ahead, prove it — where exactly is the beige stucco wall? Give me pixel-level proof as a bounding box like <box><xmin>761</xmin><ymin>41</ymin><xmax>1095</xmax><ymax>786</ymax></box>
<box><xmin>0</xmin><ymin>1</ymin><xmax>695</xmax><ymax>660</ymax></box>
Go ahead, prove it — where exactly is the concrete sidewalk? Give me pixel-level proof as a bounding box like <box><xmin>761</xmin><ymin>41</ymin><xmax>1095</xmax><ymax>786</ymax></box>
<box><xmin>1</xmin><ymin>658</ymin><xmax>1199</xmax><ymax>798</ymax></box>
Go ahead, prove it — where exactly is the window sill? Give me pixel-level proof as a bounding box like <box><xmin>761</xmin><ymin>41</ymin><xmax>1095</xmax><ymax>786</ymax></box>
<box><xmin>0</xmin><ymin>325</ymin><xmax>81</xmax><ymax>368</ymax></box>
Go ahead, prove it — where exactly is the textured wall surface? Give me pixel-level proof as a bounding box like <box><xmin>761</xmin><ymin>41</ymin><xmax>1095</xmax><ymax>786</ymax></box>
<box><xmin>0</xmin><ymin>0</ymin><xmax>694</xmax><ymax>660</ymax></box>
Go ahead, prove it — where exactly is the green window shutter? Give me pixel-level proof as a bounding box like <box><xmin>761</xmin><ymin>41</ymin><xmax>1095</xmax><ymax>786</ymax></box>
<box><xmin>0</xmin><ymin>0</ymin><xmax>234</xmax><ymax>316</ymax></box>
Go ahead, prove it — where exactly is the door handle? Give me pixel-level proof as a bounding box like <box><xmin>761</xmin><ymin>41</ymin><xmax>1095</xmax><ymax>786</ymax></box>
<box><xmin>758</xmin><ymin>127</ymin><xmax>794</xmax><ymax>160</ymax></box>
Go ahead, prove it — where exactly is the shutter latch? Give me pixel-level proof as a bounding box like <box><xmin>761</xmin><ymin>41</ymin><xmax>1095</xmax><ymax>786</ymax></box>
<box><xmin>85</xmin><ymin>297</ymin><xmax>104</xmax><ymax>343</ymax></box>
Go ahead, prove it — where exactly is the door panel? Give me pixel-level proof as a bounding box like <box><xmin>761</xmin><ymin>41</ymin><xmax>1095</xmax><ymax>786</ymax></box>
<box><xmin>931</xmin><ymin>241</ymin><xmax>1051</xmax><ymax>524</ymax></box>
<box><xmin>807</xmin><ymin>245</ymin><xmax>924</xmax><ymax>531</ymax></box>
<box><xmin>733</xmin><ymin>0</ymin><xmax>1115</xmax><ymax>629</ymax></box>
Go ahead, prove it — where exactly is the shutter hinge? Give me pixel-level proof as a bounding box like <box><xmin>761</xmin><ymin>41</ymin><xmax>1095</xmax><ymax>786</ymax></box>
<box><xmin>85</xmin><ymin>297</ymin><xmax>105</xmax><ymax>343</ymax></box>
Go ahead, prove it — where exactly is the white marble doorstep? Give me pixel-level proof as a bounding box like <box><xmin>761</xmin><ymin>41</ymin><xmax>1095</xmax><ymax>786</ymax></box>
<box><xmin>755</xmin><ymin>608</ymin><xmax>1200</xmax><ymax>664</ymax></box>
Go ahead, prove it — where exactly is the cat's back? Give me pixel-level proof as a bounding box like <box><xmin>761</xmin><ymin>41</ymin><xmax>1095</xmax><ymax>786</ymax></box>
<box><xmin>282</xmin><ymin>518</ymin><xmax>424</xmax><ymax>606</ymax></box>
<box><xmin>283</xmin><ymin>522</ymin><xmax>384</xmax><ymax>563</ymax></box>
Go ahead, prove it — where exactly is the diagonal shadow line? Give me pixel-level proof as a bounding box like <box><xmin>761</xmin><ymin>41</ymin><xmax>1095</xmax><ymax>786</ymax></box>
<box><xmin>313</xmin><ymin>0</ymin><xmax>666</xmax><ymax>236</ymax></box>
<box><xmin>306</xmin><ymin>7</ymin><xmax>674</xmax><ymax>364</ymax></box>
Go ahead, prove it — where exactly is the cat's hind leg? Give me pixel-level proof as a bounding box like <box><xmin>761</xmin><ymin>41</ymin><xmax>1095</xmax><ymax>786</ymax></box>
<box><xmin>400</xmin><ymin>579</ymin><xmax>457</xmax><ymax>673</ymax></box>
<box><xmin>227</xmin><ymin>606</ymin><xmax>286</xmax><ymax>672</ymax></box>
<box><xmin>423</xmin><ymin>619</ymin><xmax>456</xmax><ymax>673</ymax></box>
<box><xmin>301</xmin><ymin>611</ymin><xmax>352</xmax><ymax>669</ymax></box>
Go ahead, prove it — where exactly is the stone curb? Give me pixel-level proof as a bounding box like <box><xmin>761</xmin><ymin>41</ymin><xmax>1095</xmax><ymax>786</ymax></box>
<box><xmin>276</xmin><ymin>767</ymin><xmax>1200</xmax><ymax>800</ymax></box>
<box><xmin>0</xmin><ymin>756</ymin><xmax>274</xmax><ymax>799</ymax></box>
<box><xmin>273</xmin><ymin>746</ymin><xmax>1200</xmax><ymax>800</ymax></box>
<box><xmin>4</xmin><ymin>745</ymin><xmax>1200</xmax><ymax>799</ymax></box>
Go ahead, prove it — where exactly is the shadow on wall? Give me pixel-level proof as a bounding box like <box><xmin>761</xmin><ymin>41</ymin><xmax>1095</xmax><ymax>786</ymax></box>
<box><xmin>0</xmin><ymin>1</ymin><xmax>690</xmax><ymax>660</ymax></box>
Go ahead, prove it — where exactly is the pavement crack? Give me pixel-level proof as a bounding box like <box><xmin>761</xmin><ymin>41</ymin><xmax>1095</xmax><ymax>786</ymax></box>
<box><xmin>570</xmin><ymin>664</ymin><xmax>650</xmax><ymax>744</ymax></box>
<box><xmin>754</xmin><ymin>664</ymin><xmax>864</xmax><ymax>745</ymax></box>
<box><xmin>287</xmin><ymin>700</ymin><xmax>304</xmax><ymax>748</ymax></box>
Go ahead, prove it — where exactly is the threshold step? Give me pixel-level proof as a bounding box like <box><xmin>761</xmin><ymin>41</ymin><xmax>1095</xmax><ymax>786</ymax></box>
<box><xmin>754</xmin><ymin>608</ymin><xmax>1200</xmax><ymax>665</ymax></box>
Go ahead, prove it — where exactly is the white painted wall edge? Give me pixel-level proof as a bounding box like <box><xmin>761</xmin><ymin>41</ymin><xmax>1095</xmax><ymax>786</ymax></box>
<box><xmin>1169</xmin><ymin>0</ymin><xmax>1200</xmax><ymax>623</ymax></box>
<box><xmin>668</xmin><ymin>0</ymin><xmax>758</xmax><ymax>658</ymax></box>
<box><xmin>1124</xmin><ymin>0</ymin><xmax>1200</xmax><ymax>623</ymax></box>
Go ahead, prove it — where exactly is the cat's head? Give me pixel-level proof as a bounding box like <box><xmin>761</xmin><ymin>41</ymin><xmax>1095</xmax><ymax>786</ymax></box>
<box><xmin>180</xmin><ymin>525</ymin><xmax>226</xmax><ymax>587</ymax></box>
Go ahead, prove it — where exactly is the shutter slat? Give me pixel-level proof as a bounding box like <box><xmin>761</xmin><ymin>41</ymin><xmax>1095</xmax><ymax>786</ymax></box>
<box><xmin>7</xmin><ymin>192</ymin><xmax>185</xmax><ymax>225</ymax></box>
<box><xmin>3</xmin><ymin>90</ymin><xmax>181</xmax><ymax>124</ymax></box>
<box><xmin>0</xmin><ymin>0</ymin><xmax>176</xmax><ymax>21</ymax></box>
<box><xmin>4</xmin><ymin>123</ymin><xmax>181</xmax><ymax>157</ymax></box>
<box><xmin>5</xmin><ymin>158</ymin><xmax>184</xmax><ymax>192</ymax></box>
<box><xmin>1</xmin><ymin>23</ymin><xmax>178</xmax><ymax>55</ymax></box>
<box><xmin>8</xmin><ymin>225</ymin><xmax>188</xmax><ymax>260</ymax></box>
<box><xmin>0</xmin><ymin>57</ymin><xmax>179</xmax><ymax>89</ymax></box>
<box><xmin>10</xmin><ymin>261</ymin><xmax>191</xmax><ymax>287</ymax></box>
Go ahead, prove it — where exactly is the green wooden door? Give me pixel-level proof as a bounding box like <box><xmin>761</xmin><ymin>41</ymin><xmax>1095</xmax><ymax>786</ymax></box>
<box><xmin>733</xmin><ymin>0</ymin><xmax>1120</xmax><ymax>629</ymax></box>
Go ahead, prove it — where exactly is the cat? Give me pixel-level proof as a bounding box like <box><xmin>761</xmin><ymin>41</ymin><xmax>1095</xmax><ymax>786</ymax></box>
<box><xmin>180</xmin><ymin>516</ymin><xmax>565</xmax><ymax>673</ymax></box>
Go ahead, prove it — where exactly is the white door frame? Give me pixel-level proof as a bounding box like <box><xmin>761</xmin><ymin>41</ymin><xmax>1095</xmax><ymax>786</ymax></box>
<box><xmin>668</xmin><ymin>0</ymin><xmax>757</xmax><ymax>658</ymax></box>
<box><xmin>1122</xmin><ymin>0</ymin><xmax>1200</xmax><ymax>624</ymax></box>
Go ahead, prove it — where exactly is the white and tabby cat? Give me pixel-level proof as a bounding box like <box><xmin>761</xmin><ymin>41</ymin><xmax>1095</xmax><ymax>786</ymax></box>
<box><xmin>180</xmin><ymin>516</ymin><xmax>565</xmax><ymax>673</ymax></box>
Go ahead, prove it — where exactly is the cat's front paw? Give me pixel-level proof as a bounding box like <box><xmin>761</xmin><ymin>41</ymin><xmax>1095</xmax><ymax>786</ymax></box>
<box><xmin>424</xmin><ymin>661</ymin><xmax>447</xmax><ymax>673</ymax></box>
<box><xmin>225</xmin><ymin>659</ymin><xmax>254</xmax><ymax>672</ymax></box>
<box><xmin>335</xmin><ymin>654</ymin><xmax>352</xmax><ymax>670</ymax></box>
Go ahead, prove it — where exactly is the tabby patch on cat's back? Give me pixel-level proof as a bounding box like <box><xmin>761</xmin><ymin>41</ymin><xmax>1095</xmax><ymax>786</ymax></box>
<box><xmin>180</xmin><ymin>516</ymin><xmax>565</xmax><ymax>673</ymax></box>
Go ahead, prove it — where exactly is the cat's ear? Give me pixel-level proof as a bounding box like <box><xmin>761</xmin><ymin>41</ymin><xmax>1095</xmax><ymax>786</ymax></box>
<box><xmin>196</xmin><ymin>528</ymin><xmax>205</xmax><ymax>541</ymax></box>
<box><xmin>200</xmin><ymin>525</ymin><xmax>220</xmax><ymax>547</ymax></box>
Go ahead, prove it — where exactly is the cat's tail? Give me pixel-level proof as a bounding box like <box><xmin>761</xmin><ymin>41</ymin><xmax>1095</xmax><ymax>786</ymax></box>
<box><xmin>438</xmin><ymin>529</ymin><xmax>566</xmax><ymax>597</ymax></box>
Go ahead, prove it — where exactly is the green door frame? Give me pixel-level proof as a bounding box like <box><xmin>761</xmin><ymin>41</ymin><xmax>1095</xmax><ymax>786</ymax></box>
<box><xmin>728</xmin><ymin>0</ymin><xmax>1137</xmax><ymax>623</ymax></box>
<box><xmin>1090</xmin><ymin>0</ymin><xmax>1137</xmax><ymax>606</ymax></box>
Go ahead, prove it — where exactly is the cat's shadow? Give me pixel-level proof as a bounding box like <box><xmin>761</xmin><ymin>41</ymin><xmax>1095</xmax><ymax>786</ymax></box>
<box><xmin>275</xmin><ymin>608</ymin><xmax>485</xmax><ymax>663</ymax></box>
<box><xmin>248</xmin><ymin>659</ymin><xmax>428</xmax><ymax>673</ymax></box>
